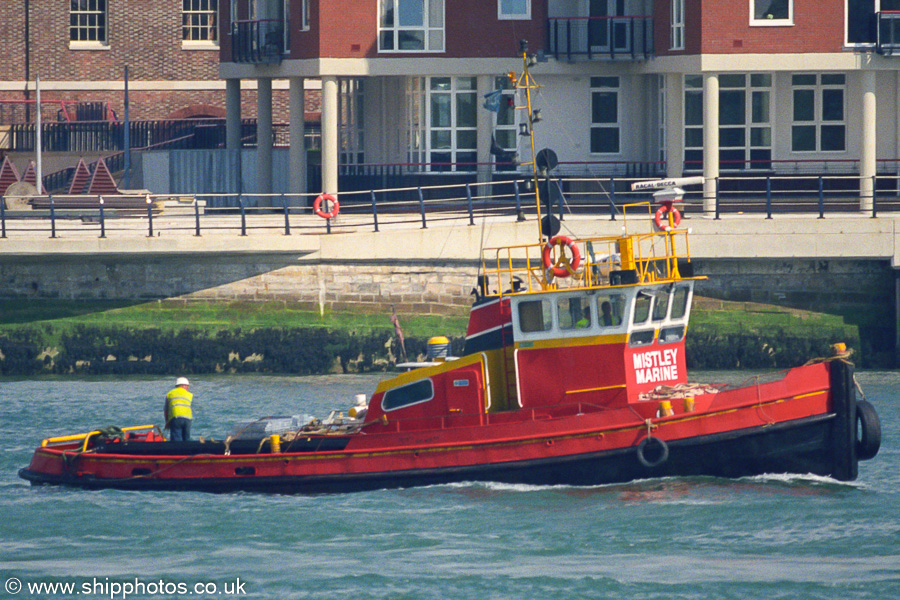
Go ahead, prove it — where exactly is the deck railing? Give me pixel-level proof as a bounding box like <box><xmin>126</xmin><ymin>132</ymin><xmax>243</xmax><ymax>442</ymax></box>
<box><xmin>546</xmin><ymin>16</ymin><xmax>653</xmax><ymax>61</ymax></box>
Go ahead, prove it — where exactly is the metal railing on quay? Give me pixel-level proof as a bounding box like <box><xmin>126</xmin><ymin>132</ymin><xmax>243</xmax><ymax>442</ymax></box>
<box><xmin>1</xmin><ymin>172</ymin><xmax>898</xmax><ymax>241</ymax></box>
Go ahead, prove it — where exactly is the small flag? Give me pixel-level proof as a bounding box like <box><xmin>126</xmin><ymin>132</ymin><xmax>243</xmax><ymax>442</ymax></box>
<box><xmin>482</xmin><ymin>89</ymin><xmax>502</xmax><ymax>112</ymax></box>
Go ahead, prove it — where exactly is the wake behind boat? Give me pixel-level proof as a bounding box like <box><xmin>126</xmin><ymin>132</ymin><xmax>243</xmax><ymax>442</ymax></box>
<box><xmin>19</xmin><ymin>45</ymin><xmax>881</xmax><ymax>494</ymax></box>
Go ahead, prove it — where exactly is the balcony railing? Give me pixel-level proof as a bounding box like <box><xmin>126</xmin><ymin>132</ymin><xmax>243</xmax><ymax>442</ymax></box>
<box><xmin>231</xmin><ymin>19</ymin><xmax>284</xmax><ymax>64</ymax></box>
<box><xmin>547</xmin><ymin>16</ymin><xmax>653</xmax><ymax>61</ymax></box>
<box><xmin>876</xmin><ymin>11</ymin><xmax>900</xmax><ymax>54</ymax></box>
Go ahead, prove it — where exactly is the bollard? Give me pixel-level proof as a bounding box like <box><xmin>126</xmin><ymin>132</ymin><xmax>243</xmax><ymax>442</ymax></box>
<box><xmin>146</xmin><ymin>195</ymin><xmax>153</xmax><ymax>237</ymax></box>
<box><xmin>239</xmin><ymin>196</ymin><xmax>247</xmax><ymax>236</ymax></box>
<box><xmin>282</xmin><ymin>193</ymin><xmax>291</xmax><ymax>235</ymax></box>
<box><xmin>818</xmin><ymin>176</ymin><xmax>825</xmax><ymax>219</ymax></box>
<box><xmin>872</xmin><ymin>175</ymin><xmax>878</xmax><ymax>219</ymax></box>
<box><xmin>609</xmin><ymin>177</ymin><xmax>617</xmax><ymax>221</ymax></box>
<box><xmin>418</xmin><ymin>187</ymin><xmax>427</xmax><ymax>229</ymax></box>
<box><xmin>514</xmin><ymin>181</ymin><xmax>525</xmax><ymax>221</ymax></box>
<box><xmin>50</xmin><ymin>195</ymin><xmax>57</xmax><ymax>238</ymax></box>
<box><xmin>99</xmin><ymin>197</ymin><xmax>106</xmax><ymax>238</ymax></box>
<box><xmin>466</xmin><ymin>183</ymin><xmax>474</xmax><ymax>226</ymax></box>
<box><xmin>194</xmin><ymin>197</ymin><xmax>201</xmax><ymax>236</ymax></box>
<box><xmin>765</xmin><ymin>175</ymin><xmax>772</xmax><ymax>219</ymax></box>
<box><xmin>371</xmin><ymin>190</ymin><xmax>379</xmax><ymax>232</ymax></box>
<box><xmin>556</xmin><ymin>179</ymin><xmax>564</xmax><ymax>221</ymax></box>
<box><xmin>714</xmin><ymin>178</ymin><xmax>720</xmax><ymax>220</ymax></box>
<box><xmin>1</xmin><ymin>193</ymin><xmax>7</xmax><ymax>239</ymax></box>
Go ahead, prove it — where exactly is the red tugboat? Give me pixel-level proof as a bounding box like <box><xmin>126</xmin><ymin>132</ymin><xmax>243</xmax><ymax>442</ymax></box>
<box><xmin>20</xmin><ymin>48</ymin><xmax>880</xmax><ymax>494</ymax></box>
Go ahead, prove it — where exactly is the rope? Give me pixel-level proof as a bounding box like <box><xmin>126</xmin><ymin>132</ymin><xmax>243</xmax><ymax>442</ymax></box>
<box><xmin>638</xmin><ymin>382</ymin><xmax>722</xmax><ymax>402</ymax></box>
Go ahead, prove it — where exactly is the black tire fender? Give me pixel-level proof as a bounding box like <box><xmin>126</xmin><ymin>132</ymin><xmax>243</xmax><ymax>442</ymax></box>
<box><xmin>637</xmin><ymin>436</ymin><xmax>669</xmax><ymax>468</ymax></box>
<box><xmin>856</xmin><ymin>400</ymin><xmax>881</xmax><ymax>461</ymax></box>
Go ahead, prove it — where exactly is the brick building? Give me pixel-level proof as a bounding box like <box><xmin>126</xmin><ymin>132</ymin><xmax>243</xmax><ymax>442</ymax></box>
<box><xmin>218</xmin><ymin>0</ymin><xmax>900</xmax><ymax>207</ymax></box>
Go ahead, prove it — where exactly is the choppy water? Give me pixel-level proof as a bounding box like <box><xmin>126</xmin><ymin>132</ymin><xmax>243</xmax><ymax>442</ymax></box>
<box><xmin>1</xmin><ymin>371</ymin><xmax>898</xmax><ymax>600</ymax></box>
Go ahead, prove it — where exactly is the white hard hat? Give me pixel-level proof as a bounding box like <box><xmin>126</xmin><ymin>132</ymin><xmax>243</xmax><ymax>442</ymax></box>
<box><xmin>176</xmin><ymin>377</ymin><xmax>190</xmax><ymax>387</ymax></box>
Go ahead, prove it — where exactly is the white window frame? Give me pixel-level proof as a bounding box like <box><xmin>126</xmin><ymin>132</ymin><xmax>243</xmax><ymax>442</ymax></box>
<box><xmin>69</xmin><ymin>0</ymin><xmax>109</xmax><ymax>48</ymax></box>
<box><xmin>590</xmin><ymin>76</ymin><xmax>621</xmax><ymax>156</ymax></box>
<box><xmin>750</xmin><ymin>0</ymin><xmax>794</xmax><ymax>26</ymax></box>
<box><xmin>339</xmin><ymin>79</ymin><xmax>365</xmax><ymax>165</ymax></box>
<box><xmin>790</xmin><ymin>74</ymin><xmax>847</xmax><ymax>154</ymax></box>
<box><xmin>670</xmin><ymin>0</ymin><xmax>685</xmax><ymax>50</ymax></box>
<box><xmin>498</xmin><ymin>0</ymin><xmax>531</xmax><ymax>20</ymax></box>
<box><xmin>378</xmin><ymin>0</ymin><xmax>446</xmax><ymax>53</ymax></box>
<box><xmin>407</xmin><ymin>76</ymin><xmax>478</xmax><ymax>172</ymax></box>
<box><xmin>182</xmin><ymin>0</ymin><xmax>219</xmax><ymax>49</ymax></box>
<box><xmin>492</xmin><ymin>76</ymin><xmax>520</xmax><ymax>172</ymax></box>
<box><xmin>301</xmin><ymin>0</ymin><xmax>310</xmax><ymax>31</ymax></box>
<box><xmin>718</xmin><ymin>73</ymin><xmax>774</xmax><ymax>170</ymax></box>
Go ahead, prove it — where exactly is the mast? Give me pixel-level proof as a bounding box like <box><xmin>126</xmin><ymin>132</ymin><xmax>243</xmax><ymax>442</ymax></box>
<box><xmin>512</xmin><ymin>40</ymin><xmax>544</xmax><ymax>246</ymax></box>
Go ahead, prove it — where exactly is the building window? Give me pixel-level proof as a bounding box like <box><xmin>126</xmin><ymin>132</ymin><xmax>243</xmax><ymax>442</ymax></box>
<box><xmin>791</xmin><ymin>74</ymin><xmax>846</xmax><ymax>153</ymax></box>
<box><xmin>182</xmin><ymin>0</ymin><xmax>218</xmax><ymax>44</ymax></box>
<box><xmin>719</xmin><ymin>73</ymin><xmax>773</xmax><ymax>170</ymax></box>
<box><xmin>70</xmin><ymin>0</ymin><xmax>107</xmax><ymax>44</ymax></box>
<box><xmin>491</xmin><ymin>76</ymin><xmax>519</xmax><ymax>171</ymax></box>
<box><xmin>408</xmin><ymin>77</ymin><xmax>477</xmax><ymax>172</ymax></box>
<box><xmin>590</xmin><ymin>77</ymin><xmax>620</xmax><ymax>154</ymax></box>
<box><xmin>658</xmin><ymin>75</ymin><xmax>667</xmax><ymax>165</ymax></box>
<box><xmin>499</xmin><ymin>0</ymin><xmax>530</xmax><ymax>20</ymax></box>
<box><xmin>671</xmin><ymin>0</ymin><xmax>684</xmax><ymax>50</ymax></box>
<box><xmin>339</xmin><ymin>79</ymin><xmax>365</xmax><ymax>165</ymax></box>
<box><xmin>751</xmin><ymin>0</ymin><xmax>793</xmax><ymax>25</ymax></box>
<box><xmin>379</xmin><ymin>0</ymin><xmax>445</xmax><ymax>52</ymax></box>
<box><xmin>683</xmin><ymin>75</ymin><xmax>703</xmax><ymax>171</ymax></box>
<box><xmin>301</xmin><ymin>0</ymin><xmax>310</xmax><ymax>30</ymax></box>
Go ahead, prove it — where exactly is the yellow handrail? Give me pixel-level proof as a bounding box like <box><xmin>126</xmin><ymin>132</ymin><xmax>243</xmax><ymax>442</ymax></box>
<box><xmin>41</xmin><ymin>424</ymin><xmax>158</xmax><ymax>449</ymax></box>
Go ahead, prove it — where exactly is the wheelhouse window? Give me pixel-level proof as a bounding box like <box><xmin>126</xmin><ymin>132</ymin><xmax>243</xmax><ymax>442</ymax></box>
<box><xmin>791</xmin><ymin>74</ymin><xmax>846</xmax><ymax>153</ymax></box>
<box><xmin>633</xmin><ymin>292</ymin><xmax>652</xmax><ymax>324</ymax></box>
<box><xmin>379</xmin><ymin>0</ymin><xmax>445</xmax><ymax>52</ymax></box>
<box><xmin>597</xmin><ymin>294</ymin><xmax>626</xmax><ymax>327</ymax></box>
<box><xmin>590</xmin><ymin>77</ymin><xmax>620</xmax><ymax>154</ymax></box>
<box><xmin>499</xmin><ymin>0</ymin><xmax>530</xmax><ymax>19</ymax></box>
<box><xmin>382</xmin><ymin>379</ymin><xmax>434</xmax><ymax>411</ymax></box>
<box><xmin>70</xmin><ymin>0</ymin><xmax>107</xmax><ymax>45</ymax></box>
<box><xmin>751</xmin><ymin>0</ymin><xmax>793</xmax><ymax>25</ymax></box>
<box><xmin>670</xmin><ymin>285</ymin><xmax>691</xmax><ymax>319</ymax></box>
<box><xmin>182</xmin><ymin>0</ymin><xmax>218</xmax><ymax>45</ymax></box>
<box><xmin>518</xmin><ymin>299</ymin><xmax>552</xmax><ymax>333</ymax></box>
<box><xmin>558</xmin><ymin>296</ymin><xmax>592</xmax><ymax>330</ymax></box>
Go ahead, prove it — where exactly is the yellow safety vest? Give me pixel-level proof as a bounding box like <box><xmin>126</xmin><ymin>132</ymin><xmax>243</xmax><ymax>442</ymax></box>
<box><xmin>165</xmin><ymin>387</ymin><xmax>193</xmax><ymax>421</ymax></box>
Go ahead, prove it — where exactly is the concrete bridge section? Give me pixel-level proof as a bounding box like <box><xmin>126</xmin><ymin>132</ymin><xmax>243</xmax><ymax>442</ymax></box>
<box><xmin>1</xmin><ymin>212</ymin><xmax>898</xmax><ymax>361</ymax></box>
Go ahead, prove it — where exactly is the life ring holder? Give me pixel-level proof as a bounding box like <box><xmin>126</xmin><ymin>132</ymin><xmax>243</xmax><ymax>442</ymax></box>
<box><xmin>636</xmin><ymin>435</ymin><xmax>669</xmax><ymax>468</ymax></box>
<box><xmin>654</xmin><ymin>205</ymin><xmax>682</xmax><ymax>231</ymax></box>
<box><xmin>313</xmin><ymin>194</ymin><xmax>340</xmax><ymax>219</ymax></box>
<box><xmin>541</xmin><ymin>235</ymin><xmax>582</xmax><ymax>279</ymax></box>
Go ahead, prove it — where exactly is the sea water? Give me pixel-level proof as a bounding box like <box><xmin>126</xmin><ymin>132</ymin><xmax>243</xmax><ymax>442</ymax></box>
<box><xmin>1</xmin><ymin>371</ymin><xmax>898</xmax><ymax>600</ymax></box>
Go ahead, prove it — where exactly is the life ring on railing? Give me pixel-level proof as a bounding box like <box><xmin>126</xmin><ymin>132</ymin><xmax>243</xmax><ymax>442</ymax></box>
<box><xmin>636</xmin><ymin>436</ymin><xmax>669</xmax><ymax>468</ymax></box>
<box><xmin>541</xmin><ymin>235</ymin><xmax>582</xmax><ymax>279</ymax></box>
<box><xmin>855</xmin><ymin>399</ymin><xmax>881</xmax><ymax>461</ymax></box>
<box><xmin>654</xmin><ymin>205</ymin><xmax>682</xmax><ymax>231</ymax></box>
<box><xmin>313</xmin><ymin>194</ymin><xmax>340</xmax><ymax>219</ymax></box>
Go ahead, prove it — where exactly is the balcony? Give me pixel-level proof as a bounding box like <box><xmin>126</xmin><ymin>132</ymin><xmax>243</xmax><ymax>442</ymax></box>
<box><xmin>876</xmin><ymin>11</ymin><xmax>900</xmax><ymax>55</ymax></box>
<box><xmin>231</xmin><ymin>19</ymin><xmax>284</xmax><ymax>64</ymax></box>
<box><xmin>547</xmin><ymin>16</ymin><xmax>653</xmax><ymax>61</ymax></box>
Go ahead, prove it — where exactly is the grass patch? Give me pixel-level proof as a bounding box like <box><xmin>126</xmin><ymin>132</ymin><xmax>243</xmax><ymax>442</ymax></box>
<box><xmin>0</xmin><ymin>299</ymin><xmax>469</xmax><ymax>339</ymax></box>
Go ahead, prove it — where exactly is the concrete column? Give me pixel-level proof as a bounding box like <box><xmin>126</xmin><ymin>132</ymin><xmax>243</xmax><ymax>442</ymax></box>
<box><xmin>702</xmin><ymin>73</ymin><xmax>719</xmax><ymax>214</ymax></box>
<box><xmin>860</xmin><ymin>70</ymin><xmax>877</xmax><ymax>213</ymax></box>
<box><xmin>289</xmin><ymin>76</ymin><xmax>307</xmax><ymax>200</ymax></box>
<box><xmin>665</xmin><ymin>73</ymin><xmax>684</xmax><ymax>178</ymax></box>
<box><xmin>226</xmin><ymin>79</ymin><xmax>242</xmax><ymax>150</ymax></box>
<box><xmin>256</xmin><ymin>78</ymin><xmax>273</xmax><ymax>198</ymax></box>
<box><xmin>321</xmin><ymin>76</ymin><xmax>339</xmax><ymax>196</ymax></box>
<box><xmin>476</xmin><ymin>75</ymin><xmax>494</xmax><ymax>186</ymax></box>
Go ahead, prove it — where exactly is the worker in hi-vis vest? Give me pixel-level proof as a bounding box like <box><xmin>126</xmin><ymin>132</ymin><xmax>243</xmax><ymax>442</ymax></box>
<box><xmin>164</xmin><ymin>377</ymin><xmax>193</xmax><ymax>441</ymax></box>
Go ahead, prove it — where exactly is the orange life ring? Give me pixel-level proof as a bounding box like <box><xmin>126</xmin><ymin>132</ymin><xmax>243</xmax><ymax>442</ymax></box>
<box><xmin>541</xmin><ymin>235</ymin><xmax>582</xmax><ymax>279</ymax></box>
<box><xmin>314</xmin><ymin>194</ymin><xmax>340</xmax><ymax>219</ymax></box>
<box><xmin>654</xmin><ymin>205</ymin><xmax>681</xmax><ymax>230</ymax></box>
